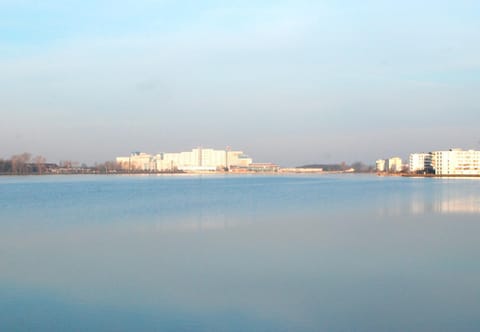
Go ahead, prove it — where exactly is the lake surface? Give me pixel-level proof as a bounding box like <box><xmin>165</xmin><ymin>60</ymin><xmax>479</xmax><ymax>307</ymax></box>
<box><xmin>1</xmin><ymin>174</ymin><xmax>480</xmax><ymax>331</ymax></box>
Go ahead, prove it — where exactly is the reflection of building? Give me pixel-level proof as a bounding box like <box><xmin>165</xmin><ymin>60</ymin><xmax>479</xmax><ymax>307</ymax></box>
<box><xmin>116</xmin><ymin>147</ymin><xmax>253</xmax><ymax>172</ymax></box>
<box><xmin>409</xmin><ymin>153</ymin><xmax>432</xmax><ymax>173</ymax></box>
<box><xmin>432</xmin><ymin>149</ymin><xmax>480</xmax><ymax>175</ymax></box>
<box><xmin>436</xmin><ymin>198</ymin><xmax>480</xmax><ymax>213</ymax></box>
<box><xmin>377</xmin><ymin>188</ymin><xmax>480</xmax><ymax>216</ymax></box>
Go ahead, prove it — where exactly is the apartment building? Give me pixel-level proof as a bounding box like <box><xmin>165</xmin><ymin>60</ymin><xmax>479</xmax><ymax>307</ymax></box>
<box><xmin>116</xmin><ymin>152</ymin><xmax>154</xmax><ymax>171</ymax></box>
<box><xmin>376</xmin><ymin>159</ymin><xmax>386</xmax><ymax>172</ymax></box>
<box><xmin>385</xmin><ymin>157</ymin><xmax>403</xmax><ymax>173</ymax></box>
<box><xmin>117</xmin><ymin>147</ymin><xmax>253</xmax><ymax>172</ymax></box>
<box><xmin>409</xmin><ymin>153</ymin><xmax>432</xmax><ymax>173</ymax></box>
<box><xmin>431</xmin><ymin>149</ymin><xmax>480</xmax><ymax>175</ymax></box>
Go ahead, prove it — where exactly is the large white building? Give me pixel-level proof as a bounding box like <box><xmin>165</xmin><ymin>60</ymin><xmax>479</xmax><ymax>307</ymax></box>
<box><xmin>116</xmin><ymin>152</ymin><xmax>154</xmax><ymax>171</ymax></box>
<box><xmin>409</xmin><ymin>153</ymin><xmax>432</xmax><ymax>173</ymax></box>
<box><xmin>376</xmin><ymin>157</ymin><xmax>403</xmax><ymax>173</ymax></box>
<box><xmin>117</xmin><ymin>147</ymin><xmax>253</xmax><ymax>172</ymax></box>
<box><xmin>431</xmin><ymin>149</ymin><xmax>480</xmax><ymax>175</ymax></box>
<box><xmin>376</xmin><ymin>159</ymin><xmax>386</xmax><ymax>172</ymax></box>
<box><xmin>386</xmin><ymin>157</ymin><xmax>403</xmax><ymax>173</ymax></box>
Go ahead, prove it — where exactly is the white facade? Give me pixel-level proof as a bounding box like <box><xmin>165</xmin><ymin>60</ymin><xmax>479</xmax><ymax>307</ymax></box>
<box><xmin>116</xmin><ymin>152</ymin><xmax>154</xmax><ymax>171</ymax></box>
<box><xmin>409</xmin><ymin>153</ymin><xmax>432</xmax><ymax>173</ymax></box>
<box><xmin>431</xmin><ymin>149</ymin><xmax>480</xmax><ymax>175</ymax></box>
<box><xmin>117</xmin><ymin>147</ymin><xmax>253</xmax><ymax>172</ymax></box>
<box><xmin>376</xmin><ymin>159</ymin><xmax>386</xmax><ymax>172</ymax></box>
<box><xmin>386</xmin><ymin>157</ymin><xmax>403</xmax><ymax>173</ymax></box>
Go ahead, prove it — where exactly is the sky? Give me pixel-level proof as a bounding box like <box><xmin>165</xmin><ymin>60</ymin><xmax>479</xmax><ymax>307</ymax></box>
<box><xmin>1</xmin><ymin>0</ymin><xmax>479</xmax><ymax>166</ymax></box>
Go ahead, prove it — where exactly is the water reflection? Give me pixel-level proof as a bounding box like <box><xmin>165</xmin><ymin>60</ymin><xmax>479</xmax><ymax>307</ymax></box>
<box><xmin>376</xmin><ymin>178</ymin><xmax>480</xmax><ymax>216</ymax></box>
<box><xmin>1</xmin><ymin>175</ymin><xmax>480</xmax><ymax>331</ymax></box>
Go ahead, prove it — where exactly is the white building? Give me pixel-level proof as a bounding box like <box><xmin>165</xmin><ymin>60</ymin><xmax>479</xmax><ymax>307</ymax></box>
<box><xmin>117</xmin><ymin>147</ymin><xmax>253</xmax><ymax>172</ymax></box>
<box><xmin>116</xmin><ymin>152</ymin><xmax>154</xmax><ymax>171</ymax></box>
<box><xmin>431</xmin><ymin>149</ymin><xmax>480</xmax><ymax>175</ymax></box>
<box><xmin>376</xmin><ymin>159</ymin><xmax>386</xmax><ymax>172</ymax></box>
<box><xmin>409</xmin><ymin>153</ymin><xmax>432</xmax><ymax>173</ymax></box>
<box><xmin>385</xmin><ymin>157</ymin><xmax>403</xmax><ymax>173</ymax></box>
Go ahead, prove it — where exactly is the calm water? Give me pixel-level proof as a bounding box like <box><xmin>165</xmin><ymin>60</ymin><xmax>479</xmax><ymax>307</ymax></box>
<box><xmin>1</xmin><ymin>174</ymin><xmax>480</xmax><ymax>331</ymax></box>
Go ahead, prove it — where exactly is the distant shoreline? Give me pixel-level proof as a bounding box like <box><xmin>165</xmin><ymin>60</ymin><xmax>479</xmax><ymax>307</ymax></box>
<box><xmin>0</xmin><ymin>170</ymin><xmax>369</xmax><ymax>177</ymax></box>
<box><xmin>378</xmin><ymin>173</ymin><xmax>480</xmax><ymax>178</ymax></box>
<box><xmin>3</xmin><ymin>171</ymin><xmax>479</xmax><ymax>178</ymax></box>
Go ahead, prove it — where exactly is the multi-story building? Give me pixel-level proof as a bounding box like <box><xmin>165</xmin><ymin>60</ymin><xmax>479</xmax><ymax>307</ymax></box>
<box><xmin>375</xmin><ymin>157</ymin><xmax>403</xmax><ymax>173</ymax></box>
<box><xmin>376</xmin><ymin>159</ymin><xmax>386</xmax><ymax>172</ymax></box>
<box><xmin>117</xmin><ymin>147</ymin><xmax>253</xmax><ymax>172</ymax></box>
<box><xmin>409</xmin><ymin>153</ymin><xmax>432</xmax><ymax>173</ymax></box>
<box><xmin>385</xmin><ymin>157</ymin><xmax>403</xmax><ymax>173</ymax></box>
<box><xmin>116</xmin><ymin>152</ymin><xmax>155</xmax><ymax>171</ymax></box>
<box><xmin>431</xmin><ymin>149</ymin><xmax>480</xmax><ymax>175</ymax></box>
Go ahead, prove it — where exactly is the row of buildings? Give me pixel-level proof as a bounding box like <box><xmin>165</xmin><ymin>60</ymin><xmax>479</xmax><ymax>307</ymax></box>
<box><xmin>377</xmin><ymin>148</ymin><xmax>480</xmax><ymax>176</ymax></box>
<box><xmin>376</xmin><ymin>157</ymin><xmax>403</xmax><ymax>173</ymax></box>
<box><xmin>116</xmin><ymin>147</ymin><xmax>279</xmax><ymax>173</ymax></box>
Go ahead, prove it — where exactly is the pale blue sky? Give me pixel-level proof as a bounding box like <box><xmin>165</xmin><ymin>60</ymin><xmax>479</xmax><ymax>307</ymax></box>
<box><xmin>1</xmin><ymin>0</ymin><xmax>479</xmax><ymax>166</ymax></box>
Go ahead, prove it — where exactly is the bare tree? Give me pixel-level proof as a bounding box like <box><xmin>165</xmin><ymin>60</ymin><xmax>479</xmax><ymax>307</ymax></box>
<box><xmin>93</xmin><ymin>160</ymin><xmax>120</xmax><ymax>173</ymax></box>
<box><xmin>0</xmin><ymin>158</ymin><xmax>12</xmax><ymax>173</ymax></box>
<box><xmin>59</xmin><ymin>160</ymin><xmax>72</xmax><ymax>169</ymax></box>
<box><xmin>34</xmin><ymin>155</ymin><xmax>47</xmax><ymax>174</ymax></box>
<box><xmin>11</xmin><ymin>153</ymin><xmax>31</xmax><ymax>174</ymax></box>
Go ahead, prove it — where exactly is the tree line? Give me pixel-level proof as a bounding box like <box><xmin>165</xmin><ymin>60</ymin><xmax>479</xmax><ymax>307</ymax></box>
<box><xmin>0</xmin><ymin>153</ymin><xmax>123</xmax><ymax>175</ymax></box>
<box><xmin>0</xmin><ymin>153</ymin><xmax>49</xmax><ymax>175</ymax></box>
